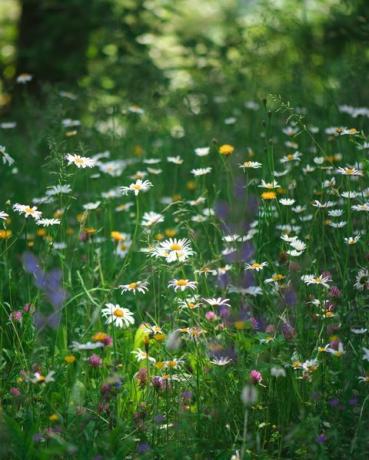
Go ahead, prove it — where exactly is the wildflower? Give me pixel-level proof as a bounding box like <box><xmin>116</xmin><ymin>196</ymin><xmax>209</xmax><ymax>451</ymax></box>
<box><xmin>210</xmin><ymin>357</ymin><xmax>232</xmax><ymax>365</ymax></box>
<box><xmin>13</xmin><ymin>203</ymin><xmax>42</xmax><ymax>220</ymax></box>
<box><xmin>344</xmin><ymin>235</ymin><xmax>360</xmax><ymax>245</ymax></box>
<box><xmin>203</xmin><ymin>297</ymin><xmax>230</xmax><ymax>307</ymax></box>
<box><xmin>258</xmin><ymin>179</ymin><xmax>280</xmax><ymax>189</ymax></box>
<box><xmin>250</xmin><ymin>370</ymin><xmax>263</xmax><ymax>384</ymax></box>
<box><xmin>152</xmin><ymin>238</ymin><xmax>194</xmax><ymax>263</ymax></box>
<box><xmin>362</xmin><ymin>347</ymin><xmax>369</xmax><ymax>361</ymax></box>
<box><xmin>167</xmin><ymin>156</ymin><xmax>184</xmax><ymax>164</ymax></box>
<box><xmin>0</xmin><ymin>211</ymin><xmax>9</xmax><ymax>220</ymax></box>
<box><xmin>10</xmin><ymin>311</ymin><xmax>23</xmax><ymax>322</ymax></box>
<box><xmin>64</xmin><ymin>354</ymin><xmax>76</xmax><ymax>364</ymax></box>
<box><xmin>270</xmin><ymin>367</ymin><xmax>286</xmax><ymax>378</ymax></box>
<box><xmin>88</xmin><ymin>354</ymin><xmax>102</xmax><ymax>367</ymax></box>
<box><xmin>239</xmin><ymin>161</ymin><xmax>262</xmax><ymax>169</ymax></box>
<box><xmin>65</xmin><ymin>153</ymin><xmax>96</xmax><ymax>168</ymax></box>
<box><xmin>115</xmin><ymin>238</ymin><xmax>132</xmax><ymax>258</ymax></box>
<box><xmin>279</xmin><ymin>198</ymin><xmax>295</xmax><ymax>206</ymax></box>
<box><xmin>245</xmin><ymin>261</ymin><xmax>268</xmax><ymax>271</ymax></box>
<box><xmin>280</xmin><ymin>151</ymin><xmax>302</xmax><ymax>163</ymax></box>
<box><xmin>141</xmin><ymin>211</ymin><xmax>164</xmax><ymax>227</ymax></box>
<box><xmin>83</xmin><ymin>201</ymin><xmax>101</xmax><ymax>210</ymax></box>
<box><xmin>354</xmin><ymin>269</ymin><xmax>369</xmax><ymax>291</ymax></box>
<box><xmin>194</xmin><ymin>147</ymin><xmax>210</xmax><ymax>157</ymax></box>
<box><xmin>336</xmin><ymin>166</ymin><xmax>363</xmax><ymax>176</ymax></box>
<box><xmin>219</xmin><ymin>144</ymin><xmax>234</xmax><ymax>156</ymax></box>
<box><xmin>352</xmin><ymin>203</ymin><xmax>369</xmax><ymax>212</ymax></box>
<box><xmin>261</xmin><ymin>191</ymin><xmax>277</xmax><ymax>200</ymax></box>
<box><xmin>358</xmin><ymin>375</ymin><xmax>369</xmax><ymax>384</ymax></box>
<box><xmin>168</xmin><ymin>279</ymin><xmax>197</xmax><ymax>292</ymax></box>
<box><xmin>101</xmin><ymin>303</ymin><xmax>135</xmax><ymax>328</ymax></box>
<box><xmin>301</xmin><ymin>274</ymin><xmax>331</xmax><ymax>288</ymax></box>
<box><xmin>31</xmin><ymin>371</ymin><xmax>55</xmax><ymax>384</ymax></box>
<box><xmin>241</xmin><ymin>384</ymin><xmax>258</xmax><ymax>406</ymax></box>
<box><xmin>92</xmin><ymin>332</ymin><xmax>113</xmax><ymax>346</ymax></box>
<box><xmin>0</xmin><ymin>145</ymin><xmax>15</xmax><ymax>165</ymax></box>
<box><xmin>36</xmin><ymin>218</ymin><xmax>61</xmax><ymax>227</ymax></box>
<box><xmin>191</xmin><ymin>167</ymin><xmax>212</xmax><ymax>176</ymax></box>
<box><xmin>71</xmin><ymin>341</ymin><xmax>104</xmax><ymax>351</ymax></box>
<box><xmin>119</xmin><ymin>281</ymin><xmax>149</xmax><ymax>294</ymax></box>
<box><xmin>10</xmin><ymin>387</ymin><xmax>21</xmax><ymax>397</ymax></box>
<box><xmin>131</xmin><ymin>349</ymin><xmax>156</xmax><ymax>363</ymax></box>
<box><xmin>16</xmin><ymin>73</ymin><xmax>32</xmax><ymax>84</ymax></box>
<box><xmin>120</xmin><ymin>179</ymin><xmax>153</xmax><ymax>196</ymax></box>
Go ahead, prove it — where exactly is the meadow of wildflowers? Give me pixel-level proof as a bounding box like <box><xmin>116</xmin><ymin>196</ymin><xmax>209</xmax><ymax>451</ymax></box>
<box><xmin>1</xmin><ymin>85</ymin><xmax>369</xmax><ymax>459</ymax></box>
<box><xmin>0</xmin><ymin>2</ymin><xmax>369</xmax><ymax>458</ymax></box>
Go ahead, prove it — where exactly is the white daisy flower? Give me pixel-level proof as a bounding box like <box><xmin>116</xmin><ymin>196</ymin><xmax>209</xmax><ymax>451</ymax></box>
<box><xmin>152</xmin><ymin>238</ymin><xmax>194</xmax><ymax>263</ymax></box>
<box><xmin>210</xmin><ymin>357</ymin><xmax>232</xmax><ymax>366</ymax></box>
<box><xmin>83</xmin><ymin>201</ymin><xmax>101</xmax><ymax>210</ymax></box>
<box><xmin>0</xmin><ymin>211</ymin><xmax>9</xmax><ymax>221</ymax></box>
<box><xmin>13</xmin><ymin>203</ymin><xmax>42</xmax><ymax>220</ymax></box>
<box><xmin>352</xmin><ymin>203</ymin><xmax>369</xmax><ymax>212</ymax></box>
<box><xmin>65</xmin><ymin>153</ymin><xmax>96</xmax><ymax>168</ymax></box>
<box><xmin>194</xmin><ymin>147</ymin><xmax>210</xmax><ymax>157</ymax></box>
<box><xmin>119</xmin><ymin>281</ymin><xmax>149</xmax><ymax>294</ymax></box>
<box><xmin>279</xmin><ymin>198</ymin><xmax>295</xmax><ymax>206</ymax></box>
<box><xmin>101</xmin><ymin>303</ymin><xmax>135</xmax><ymax>328</ymax></box>
<box><xmin>258</xmin><ymin>180</ymin><xmax>280</xmax><ymax>189</ymax></box>
<box><xmin>301</xmin><ymin>274</ymin><xmax>331</xmax><ymax>288</ymax></box>
<box><xmin>36</xmin><ymin>218</ymin><xmax>61</xmax><ymax>227</ymax></box>
<box><xmin>167</xmin><ymin>156</ymin><xmax>183</xmax><ymax>165</ymax></box>
<box><xmin>168</xmin><ymin>279</ymin><xmax>197</xmax><ymax>292</ymax></box>
<box><xmin>46</xmin><ymin>184</ymin><xmax>72</xmax><ymax>196</ymax></box>
<box><xmin>354</xmin><ymin>268</ymin><xmax>369</xmax><ymax>291</ymax></box>
<box><xmin>191</xmin><ymin>167</ymin><xmax>212</xmax><ymax>176</ymax></box>
<box><xmin>336</xmin><ymin>166</ymin><xmax>363</xmax><ymax>176</ymax></box>
<box><xmin>131</xmin><ymin>349</ymin><xmax>156</xmax><ymax>363</ymax></box>
<box><xmin>142</xmin><ymin>211</ymin><xmax>164</xmax><ymax>227</ymax></box>
<box><xmin>120</xmin><ymin>179</ymin><xmax>153</xmax><ymax>196</ymax></box>
<box><xmin>245</xmin><ymin>261</ymin><xmax>268</xmax><ymax>271</ymax></box>
<box><xmin>203</xmin><ymin>297</ymin><xmax>230</xmax><ymax>307</ymax></box>
<box><xmin>240</xmin><ymin>161</ymin><xmax>262</xmax><ymax>169</ymax></box>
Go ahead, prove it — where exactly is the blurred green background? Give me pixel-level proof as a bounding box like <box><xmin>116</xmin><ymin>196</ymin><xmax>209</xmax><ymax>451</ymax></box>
<box><xmin>0</xmin><ymin>0</ymin><xmax>368</xmax><ymax>109</ymax></box>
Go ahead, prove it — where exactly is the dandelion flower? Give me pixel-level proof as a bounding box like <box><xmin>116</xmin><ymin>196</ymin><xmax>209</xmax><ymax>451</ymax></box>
<box><xmin>219</xmin><ymin>144</ymin><xmax>234</xmax><ymax>156</ymax></box>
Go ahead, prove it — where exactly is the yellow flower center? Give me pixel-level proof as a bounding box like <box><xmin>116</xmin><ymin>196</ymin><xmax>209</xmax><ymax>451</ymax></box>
<box><xmin>128</xmin><ymin>282</ymin><xmax>138</xmax><ymax>289</ymax></box>
<box><xmin>176</xmin><ymin>279</ymin><xmax>188</xmax><ymax>286</ymax></box>
<box><xmin>113</xmin><ymin>308</ymin><xmax>124</xmax><ymax>317</ymax></box>
<box><xmin>170</xmin><ymin>243</ymin><xmax>182</xmax><ymax>251</ymax></box>
<box><xmin>251</xmin><ymin>263</ymin><xmax>263</xmax><ymax>270</ymax></box>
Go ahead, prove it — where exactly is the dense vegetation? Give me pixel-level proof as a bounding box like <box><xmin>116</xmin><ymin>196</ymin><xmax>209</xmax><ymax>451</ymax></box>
<box><xmin>0</xmin><ymin>1</ymin><xmax>369</xmax><ymax>458</ymax></box>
